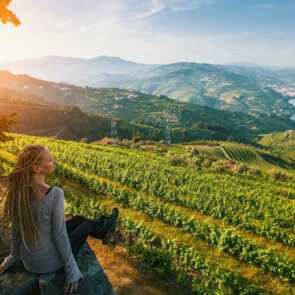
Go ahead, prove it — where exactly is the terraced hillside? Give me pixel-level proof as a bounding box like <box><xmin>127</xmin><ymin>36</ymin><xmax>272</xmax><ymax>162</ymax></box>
<box><xmin>0</xmin><ymin>132</ymin><xmax>295</xmax><ymax>294</ymax></box>
<box><xmin>165</xmin><ymin>140</ymin><xmax>295</xmax><ymax>172</ymax></box>
<box><xmin>258</xmin><ymin>130</ymin><xmax>295</xmax><ymax>162</ymax></box>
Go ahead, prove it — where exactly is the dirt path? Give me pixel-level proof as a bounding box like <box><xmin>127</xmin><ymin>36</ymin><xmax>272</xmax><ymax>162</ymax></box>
<box><xmin>88</xmin><ymin>237</ymin><xmax>179</xmax><ymax>295</ymax></box>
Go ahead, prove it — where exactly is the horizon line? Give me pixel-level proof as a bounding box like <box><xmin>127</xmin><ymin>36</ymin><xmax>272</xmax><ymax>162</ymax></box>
<box><xmin>0</xmin><ymin>54</ymin><xmax>294</xmax><ymax>70</ymax></box>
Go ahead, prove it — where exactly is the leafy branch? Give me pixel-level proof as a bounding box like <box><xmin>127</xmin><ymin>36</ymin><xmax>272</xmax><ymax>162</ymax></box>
<box><xmin>0</xmin><ymin>0</ymin><xmax>20</xmax><ymax>26</ymax></box>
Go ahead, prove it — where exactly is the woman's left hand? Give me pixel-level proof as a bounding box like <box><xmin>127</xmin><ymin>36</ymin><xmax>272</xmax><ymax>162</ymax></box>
<box><xmin>64</xmin><ymin>279</ymin><xmax>81</xmax><ymax>294</ymax></box>
<box><xmin>0</xmin><ymin>264</ymin><xmax>7</xmax><ymax>275</ymax></box>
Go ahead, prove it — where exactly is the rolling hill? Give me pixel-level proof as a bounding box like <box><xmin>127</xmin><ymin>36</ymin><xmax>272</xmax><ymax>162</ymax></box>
<box><xmin>119</xmin><ymin>62</ymin><xmax>295</xmax><ymax>118</ymax></box>
<box><xmin>0</xmin><ymin>88</ymin><xmax>161</xmax><ymax>142</ymax></box>
<box><xmin>1</xmin><ymin>71</ymin><xmax>295</xmax><ymax>143</ymax></box>
<box><xmin>1</xmin><ymin>56</ymin><xmax>295</xmax><ymax>118</ymax></box>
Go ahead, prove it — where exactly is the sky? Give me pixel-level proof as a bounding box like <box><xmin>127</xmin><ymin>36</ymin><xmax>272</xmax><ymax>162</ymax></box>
<box><xmin>0</xmin><ymin>0</ymin><xmax>294</xmax><ymax>67</ymax></box>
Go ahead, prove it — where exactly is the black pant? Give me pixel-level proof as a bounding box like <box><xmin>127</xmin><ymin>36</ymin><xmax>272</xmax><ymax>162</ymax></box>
<box><xmin>66</xmin><ymin>214</ymin><xmax>104</xmax><ymax>256</ymax></box>
<box><xmin>30</xmin><ymin>214</ymin><xmax>106</xmax><ymax>275</ymax></box>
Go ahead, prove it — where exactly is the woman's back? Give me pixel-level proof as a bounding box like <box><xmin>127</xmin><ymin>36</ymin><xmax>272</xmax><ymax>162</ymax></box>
<box><xmin>19</xmin><ymin>185</ymin><xmax>64</xmax><ymax>273</ymax></box>
<box><xmin>13</xmin><ymin>185</ymin><xmax>83</xmax><ymax>283</ymax></box>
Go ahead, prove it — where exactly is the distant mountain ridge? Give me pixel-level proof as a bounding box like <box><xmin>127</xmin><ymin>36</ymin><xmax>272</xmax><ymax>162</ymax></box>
<box><xmin>1</xmin><ymin>55</ymin><xmax>295</xmax><ymax>118</ymax></box>
<box><xmin>0</xmin><ymin>55</ymin><xmax>155</xmax><ymax>86</ymax></box>
<box><xmin>119</xmin><ymin>62</ymin><xmax>295</xmax><ymax>118</ymax></box>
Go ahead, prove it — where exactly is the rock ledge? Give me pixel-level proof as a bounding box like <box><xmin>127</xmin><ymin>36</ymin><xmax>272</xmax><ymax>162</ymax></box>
<box><xmin>0</xmin><ymin>242</ymin><xmax>116</xmax><ymax>295</ymax></box>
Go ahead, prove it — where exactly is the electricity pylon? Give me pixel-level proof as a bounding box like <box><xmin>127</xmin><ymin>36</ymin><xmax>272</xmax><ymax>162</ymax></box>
<box><xmin>110</xmin><ymin>119</ymin><xmax>118</xmax><ymax>138</ymax></box>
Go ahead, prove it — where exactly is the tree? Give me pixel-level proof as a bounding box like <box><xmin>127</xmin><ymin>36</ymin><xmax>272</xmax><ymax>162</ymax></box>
<box><xmin>0</xmin><ymin>0</ymin><xmax>20</xmax><ymax>26</ymax></box>
<box><xmin>0</xmin><ymin>113</ymin><xmax>18</xmax><ymax>142</ymax></box>
<box><xmin>0</xmin><ymin>1</ymin><xmax>20</xmax><ymax>141</ymax></box>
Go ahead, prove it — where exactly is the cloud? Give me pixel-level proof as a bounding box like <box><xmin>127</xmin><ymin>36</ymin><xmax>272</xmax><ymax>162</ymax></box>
<box><xmin>204</xmin><ymin>31</ymin><xmax>262</xmax><ymax>41</ymax></box>
<box><xmin>254</xmin><ymin>2</ymin><xmax>295</xmax><ymax>10</ymax></box>
<box><xmin>137</xmin><ymin>0</ymin><xmax>217</xmax><ymax>19</ymax></box>
<box><xmin>255</xmin><ymin>3</ymin><xmax>274</xmax><ymax>9</ymax></box>
<box><xmin>138</xmin><ymin>0</ymin><xmax>166</xmax><ymax>18</ymax></box>
<box><xmin>1</xmin><ymin>0</ymin><xmax>294</xmax><ymax>68</ymax></box>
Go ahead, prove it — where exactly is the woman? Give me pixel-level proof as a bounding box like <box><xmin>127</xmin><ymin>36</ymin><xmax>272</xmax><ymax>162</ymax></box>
<box><xmin>0</xmin><ymin>144</ymin><xmax>119</xmax><ymax>294</ymax></box>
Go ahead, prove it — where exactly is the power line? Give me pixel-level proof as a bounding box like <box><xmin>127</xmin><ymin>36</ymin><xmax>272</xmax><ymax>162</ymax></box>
<box><xmin>110</xmin><ymin>119</ymin><xmax>118</xmax><ymax>138</ymax></box>
<box><xmin>165</xmin><ymin>117</ymin><xmax>171</xmax><ymax>145</ymax></box>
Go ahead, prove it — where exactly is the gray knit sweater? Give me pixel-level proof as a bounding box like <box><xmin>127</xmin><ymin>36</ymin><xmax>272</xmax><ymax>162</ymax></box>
<box><xmin>0</xmin><ymin>186</ymin><xmax>83</xmax><ymax>284</ymax></box>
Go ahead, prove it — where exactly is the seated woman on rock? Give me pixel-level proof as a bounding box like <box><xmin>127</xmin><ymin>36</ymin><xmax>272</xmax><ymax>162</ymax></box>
<box><xmin>0</xmin><ymin>144</ymin><xmax>119</xmax><ymax>294</ymax></box>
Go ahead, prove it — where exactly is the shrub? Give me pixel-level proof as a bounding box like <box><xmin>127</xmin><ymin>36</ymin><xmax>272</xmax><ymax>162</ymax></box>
<box><xmin>231</xmin><ymin>163</ymin><xmax>249</xmax><ymax>174</ymax></box>
<box><xmin>79</xmin><ymin>137</ymin><xmax>88</xmax><ymax>143</ymax></box>
<box><xmin>211</xmin><ymin>159</ymin><xmax>234</xmax><ymax>172</ymax></box>
<box><xmin>167</xmin><ymin>154</ymin><xmax>185</xmax><ymax>166</ymax></box>
<box><xmin>248</xmin><ymin>167</ymin><xmax>262</xmax><ymax>176</ymax></box>
<box><xmin>156</xmin><ymin>146</ymin><xmax>168</xmax><ymax>154</ymax></box>
<box><xmin>184</xmin><ymin>157</ymin><xmax>200</xmax><ymax>168</ymax></box>
<box><xmin>132</xmin><ymin>136</ymin><xmax>142</xmax><ymax>143</ymax></box>
<box><xmin>267</xmin><ymin>168</ymin><xmax>292</xmax><ymax>181</ymax></box>
<box><xmin>203</xmin><ymin>158</ymin><xmax>214</xmax><ymax>168</ymax></box>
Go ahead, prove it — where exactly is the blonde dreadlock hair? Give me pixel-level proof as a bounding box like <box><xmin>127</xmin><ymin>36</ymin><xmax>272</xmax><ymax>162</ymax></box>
<box><xmin>2</xmin><ymin>144</ymin><xmax>48</xmax><ymax>251</ymax></box>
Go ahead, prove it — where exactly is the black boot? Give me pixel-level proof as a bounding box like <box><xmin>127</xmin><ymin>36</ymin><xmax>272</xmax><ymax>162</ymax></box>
<box><xmin>102</xmin><ymin>208</ymin><xmax>119</xmax><ymax>244</ymax></box>
<box><xmin>90</xmin><ymin>215</ymin><xmax>108</xmax><ymax>239</ymax></box>
<box><xmin>91</xmin><ymin>208</ymin><xmax>119</xmax><ymax>242</ymax></box>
